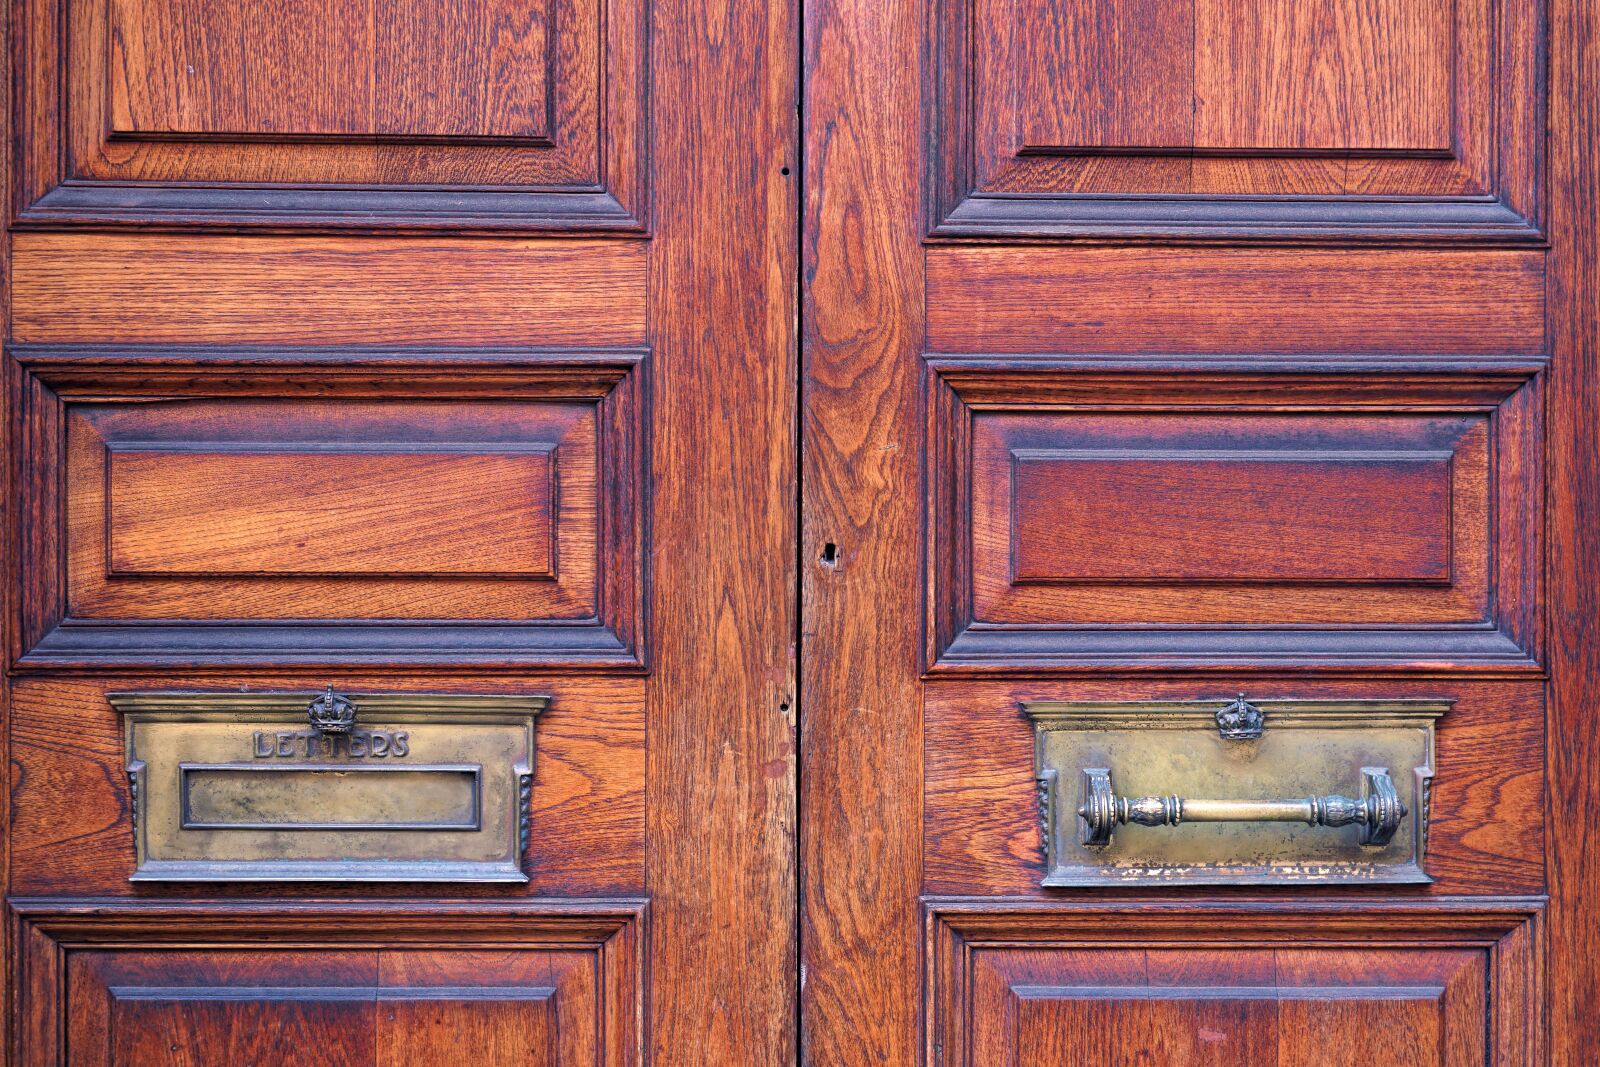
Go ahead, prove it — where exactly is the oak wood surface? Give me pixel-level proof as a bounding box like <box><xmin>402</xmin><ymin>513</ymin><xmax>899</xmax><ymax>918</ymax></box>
<box><xmin>800</xmin><ymin>0</ymin><xmax>924</xmax><ymax>1057</ymax></box>
<box><xmin>927</xmin><ymin>248</ymin><xmax>1546</xmax><ymax>356</ymax></box>
<box><xmin>10</xmin><ymin>235</ymin><xmax>648</xmax><ymax>345</ymax></box>
<box><xmin>643</xmin><ymin>0</ymin><xmax>797</xmax><ymax>1059</ymax></box>
<box><xmin>1546</xmin><ymin>0</ymin><xmax>1600</xmax><ymax>1059</ymax></box>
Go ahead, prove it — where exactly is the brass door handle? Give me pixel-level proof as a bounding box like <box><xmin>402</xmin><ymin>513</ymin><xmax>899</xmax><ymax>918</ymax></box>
<box><xmin>1077</xmin><ymin>766</ymin><xmax>1406</xmax><ymax>849</ymax></box>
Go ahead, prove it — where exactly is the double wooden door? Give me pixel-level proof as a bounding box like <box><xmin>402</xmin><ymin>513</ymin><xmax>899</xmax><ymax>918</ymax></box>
<box><xmin>3</xmin><ymin>0</ymin><xmax>1598</xmax><ymax>1063</ymax></box>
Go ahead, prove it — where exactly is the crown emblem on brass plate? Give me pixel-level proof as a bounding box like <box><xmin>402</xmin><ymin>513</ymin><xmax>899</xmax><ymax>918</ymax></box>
<box><xmin>1214</xmin><ymin>694</ymin><xmax>1264</xmax><ymax>741</ymax></box>
<box><xmin>307</xmin><ymin>686</ymin><xmax>357</xmax><ymax>735</ymax></box>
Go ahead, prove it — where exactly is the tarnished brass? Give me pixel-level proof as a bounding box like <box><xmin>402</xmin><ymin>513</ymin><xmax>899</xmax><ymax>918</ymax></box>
<box><xmin>1028</xmin><ymin>698</ymin><xmax>1445</xmax><ymax>886</ymax></box>
<box><xmin>114</xmin><ymin>690</ymin><xmax>545</xmax><ymax>883</ymax></box>
<box><xmin>1076</xmin><ymin>766</ymin><xmax>1406</xmax><ymax>847</ymax></box>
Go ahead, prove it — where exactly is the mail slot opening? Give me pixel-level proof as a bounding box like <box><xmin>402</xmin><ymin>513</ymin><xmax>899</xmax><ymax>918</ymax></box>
<box><xmin>180</xmin><ymin>765</ymin><xmax>482</xmax><ymax>831</ymax></box>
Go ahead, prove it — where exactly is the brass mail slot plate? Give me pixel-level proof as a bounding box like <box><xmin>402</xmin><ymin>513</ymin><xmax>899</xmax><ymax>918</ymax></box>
<box><xmin>1028</xmin><ymin>698</ymin><xmax>1446</xmax><ymax>887</ymax></box>
<box><xmin>114</xmin><ymin>691</ymin><xmax>545</xmax><ymax>883</ymax></box>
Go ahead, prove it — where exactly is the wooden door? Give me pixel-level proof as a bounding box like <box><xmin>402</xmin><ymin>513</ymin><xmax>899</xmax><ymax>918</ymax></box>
<box><xmin>3</xmin><ymin>0</ymin><xmax>797</xmax><ymax>1063</ymax></box>
<box><xmin>804</xmin><ymin>1</ymin><xmax>1597</xmax><ymax>1066</ymax></box>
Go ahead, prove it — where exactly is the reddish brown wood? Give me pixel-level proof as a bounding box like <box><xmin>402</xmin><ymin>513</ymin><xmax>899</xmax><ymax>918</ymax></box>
<box><xmin>10</xmin><ymin>349</ymin><xmax>646</xmax><ymax>670</ymax></box>
<box><xmin>929</xmin><ymin>360</ymin><xmax>1542</xmax><ymax>672</ymax></box>
<box><xmin>1194</xmin><ymin>0</ymin><xmax>1452</xmax><ymax>151</ymax></box>
<box><xmin>10</xmin><ymin>236</ymin><xmax>648</xmax><ymax>346</ymax></box>
<box><xmin>8</xmin><ymin>675</ymin><xmax>645</xmax><ymax>896</ymax></box>
<box><xmin>923</xmin><ymin>679</ymin><xmax>1545</xmax><ymax>897</ymax></box>
<box><xmin>927</xmin><ymin>900</ymin><xmax>1544</xmax><ymax>1067</ymax></box>
<box><xmin>17</xmin><ymin>0</ymin><xmax>648</xmax><ymax>228</ymax></box>
<box><xmin>927</xmin><ymin>248</ymin><xmax>1546</xmax><ymax>356</ymax></box>
<box><xmin>936</xmin><ymin>0</ymin><xmax>1539</xmax><ymax>236</ymax></box>
<box><xmin>643</xmin><ymin>0</ymin><xmax>797</xmax><ymax>1057</ymax></box>
<box><xmin>800</xmin><ymin>0</ymin><xmax>924</xmax><ymax>1056</ymax></box>
<box><xmin>1010</xmin><ymin>449</ymin><xmax>1452</xmax><ymax>584</ymax></box>
<box><xmin>106</xmin><ymin>441</ymin><xmax>556</xmax><ymax>579</ymax></box>
<box><xmin>1547</xmin><ymin>0</ymin><xmax>1600</xmax><ymax>1059</ymax></box>
<box><xmin>13</xmin><ymin>901</ymin><xmax>644</xmax><ymax>1066</ymax></box>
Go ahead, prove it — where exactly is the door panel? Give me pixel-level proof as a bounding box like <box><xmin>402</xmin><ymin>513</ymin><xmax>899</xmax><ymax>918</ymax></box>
<box><xmin>16</xmin><ymin>904</ymin><xmax>643</xmax><ymax>1066</ymax></box>
<box><xmin>806</xmin><ymin>0</ymin><xmax>1584</xmax><ymax>1061</ymax></box>
<box><xmin>6</xmin><ymin>0</ymin><xmax>795</xmax><ymax>1060</ymax></box>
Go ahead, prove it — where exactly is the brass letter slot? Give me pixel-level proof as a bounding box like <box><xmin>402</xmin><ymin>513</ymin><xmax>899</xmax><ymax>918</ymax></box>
<box><xmin>115</xmin><ymin>690</ymin><xmax>544</xmax><ymax>883</ymax></box>
<box><xmin>1028</xmin><ymin>698</ymin><xmax>1444</xmax><ymax>887</ymax></box>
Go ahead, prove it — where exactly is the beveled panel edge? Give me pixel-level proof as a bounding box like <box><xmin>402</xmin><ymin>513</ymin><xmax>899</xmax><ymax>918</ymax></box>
<box><xmin>17</xmin><ymin>185</ymin><xmax>648</xmax><ymax>235</ymax></box>
<box><xmin>7</xmin><ymin>346</ymin><xmax>650</xmax><ymax>672</ymax></box>
<box><xmin>929</xmin><ymin>194</ymin><xmax>1546</xmax><ymax>246</ymax></box>
<box><xmin>923</xmin><ymin>352</ymin><xmax>1545</xmax><ymax>676</ymax></box>
<box><xmin>923</xmin><ymin>895</ymin><xmax>1546</xmax><ymax>1067</ymax></box>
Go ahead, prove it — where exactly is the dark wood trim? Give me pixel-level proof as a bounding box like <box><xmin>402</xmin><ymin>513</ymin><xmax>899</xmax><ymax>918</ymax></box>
<box><xmin>926</xmin><ymin>354</ymin><xmax>1545</xmax><ymax>674</ymax></box>
<box><xmin>931</xmin><ymin>195</ymin><xmax>1545</xmax><ymax>245</ymax></box>
<box><xmin>16</xmin><ymin>185</ymin><xmax>647</xmax><ymax>235</ymax></box>
<box><xmin>925</xmin><ymin>896</ymin><xmax>1546</xmax><ymax>1067</ymax></box>
<box><xmin>7</xmin><ymin>346</ymin><xmax>649</xmax><ymax>672</ymax></box>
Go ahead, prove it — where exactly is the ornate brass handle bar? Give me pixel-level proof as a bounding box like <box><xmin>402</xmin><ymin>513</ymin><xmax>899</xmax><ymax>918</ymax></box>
<box><xmin>1077</xmin><ymin>767</ymin><xmax>1406</xmax><ymax>849</ymax></box>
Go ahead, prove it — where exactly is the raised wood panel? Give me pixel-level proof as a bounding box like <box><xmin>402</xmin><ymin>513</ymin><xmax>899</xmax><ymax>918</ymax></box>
<box><xmin>936</xmin><ymin>0</ymin><xmax>1542</xmax><ymax>238</ymax></box>
<box><xmin>922</xmin><ymin>679</ymin><xmax>1546</xmax><ymax>897</ymax></box>
<box><xmin>1193</xmin><ymin>0</ymin><xmax>1452</xmax><ymax>151</ymax></box>
<box><xmin>107</xmin><ymin>446</ymin><xmax>555</xmax><ymax>578</ymax></box>
<box><xmin>110</xmin><ymin>0</ymin><xmax>551</xmax><ymax>139</ymax></box>
<box><xmin>12</xmin><ymin>902</ymin><xmax>644</xmax><ymax>1066</ymax></box>
<box><xmin>1010</xmin><ymin>447</ymin><xmax>1452</xmax><ymax>584</ymax></box>
<box><xmin>926</xmin><ymin>249</ymin><xmax>1546</xmax><ymax>357</ymax></box>
<box><xmin>73</xmin><ymin>400</ymin><xmax>586</xmax><ymax>616</ymax></box>
<box><xmin>9</xmin><ymin>236</ymin><xmax>648</xmax><ymax>347</ymax></box>
<box><xmin>10</xmin><ymin>346</ymin><xmax>646</xmax><ymax>669</ymax></box>
<box><xmin>927</xmin><ymin>357</ymin><xmax>1541</xmax><ymax>671</ymax></box>
<box><xmin>15</xmin><ymin>0</ymin><xmax>645</xmax><ymax>228</ymax></box>
<box><xmin>8</xmin><ymin>675</ymin><xmax>645</xmax><ymax>896</ymax></box>
<box><xmin>982</xmin><ymin>413</ymin><xmax>1480</xmax><ymax>622</ymax></box>
<box><xmin>927</xmin><ymin>900</ymin><xmax>1544</xmax><ymax>1067</ymax></box>
<box><xmin>1003</xmin><ymin>949</ymin><xmax>1477</xmax><ymax>1066</ymax></box>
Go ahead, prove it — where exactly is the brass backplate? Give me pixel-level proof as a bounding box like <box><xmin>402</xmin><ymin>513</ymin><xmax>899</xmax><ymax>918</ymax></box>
<box><xmin>1027</xmin><ymin>699</ymin><xmax>1446</xmax><ymax>887</ymax></box>
<box><xmin>114</xmin><ymin>691</ymin><xmax>545</xmax><ymax>883</ymax></box>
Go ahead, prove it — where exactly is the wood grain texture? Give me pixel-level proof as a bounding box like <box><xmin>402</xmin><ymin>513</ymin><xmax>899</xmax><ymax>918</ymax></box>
<box><xmin>801</xmin><ymin>0</ymin><xmax>922</xmax><ymax>1055</ymax></box>
<box><xmin>70</xmin><ymin>400</ymin><xmax>587</xmax><ymax>618</ymax></box>
<box><xmin>934</xmin><ymin>0</ymin><xmax>1539</xmax><ymax>237</ymax></box>
<box><xmin>15</xmin><ymin>901</ymin><xmax>644</xmax><ymax>1066</ymax></box>
<box><xmin>926</xmin><ymin>248</ymin><xmax>1546</xmax><ymax>356</ymax></box>
<box><xmin>1195</xmin><ymin>0</ymin><xmax>1453</xmax><ymax>151</ymax></box>
<box><xmin>108</xmin><ymin>0</ymin><xmax>547</xmax><ymax>139</ymax></box>
<box><xmin>923</xmin><ymin>679</ymin><xmax>1545</xmax><ymax>897</ymax></box>
<box><xmin>1547</xmin><ymin>0</ymin><xmax>1600</xmax><ymax>1059</ymax></box>
<box><xmin>1009</xmin><ymin>443</ymin><xmax>1453</xmax><ymax>584</ymax></box>
<box><xmin>1017</xmin><ymin>0</ymin><xmax>1191</xmax><ymax>149</ymax></box>
<box><xmin>645</xmin><ymin>0</ymin><xmax>797</xmax><ymax>1058</ymax></box>
<box><xmin>7</xmin><ymin>675</ymin><xmax>645</xmax><ymax>896</ymax></box>
<box><xmin>16</xmin><ymin>0</ymin><xmax>649</xmax><ymax>229</ymax></box>
<box><xmin>107</xmin><ymin>447</ymin><xmax>555</xmax><ymax>577</ymax></box>
<box><xmin>10</xmin><ymin>235</ymin><xmax>647</xmax><ymax>345</ymax></box>
<box><xmin>11</xmin><ymin>347</ymin><xmax>647</xmax><ymax>670</ymax></box>
<box><xmin>927</xmin><ymin>900</ymin><xmax>1544</xmax><ymax>1067</ymax></box>
<box><xmin>929</xmin><ymin>359</ymin><xmax>1541</xmax><ymax>672</ymax></box>
<box><xmin>109</xmin><ymin>0</ymin><xmax>551</xmax><ymax>140</ymax></box>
